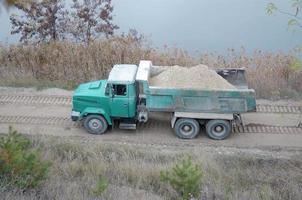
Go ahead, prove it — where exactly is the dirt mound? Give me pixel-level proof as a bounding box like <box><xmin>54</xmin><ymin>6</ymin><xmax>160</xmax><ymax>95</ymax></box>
<box><xmin>149</xmin><ymin>65</ymin><xmax>236</xmax><ymax>90</ymax></box>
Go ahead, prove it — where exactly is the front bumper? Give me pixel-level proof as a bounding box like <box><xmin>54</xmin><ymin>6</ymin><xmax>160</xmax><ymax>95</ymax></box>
<box><xmin>71</xmin><ymin>111</ymin><xmax>80</xmax><ymax>121</ymax></box>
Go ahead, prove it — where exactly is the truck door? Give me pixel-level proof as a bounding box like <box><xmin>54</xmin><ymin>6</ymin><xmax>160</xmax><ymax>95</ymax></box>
<box><xmin>110</xmin><ymin>84</ymin><xmax>129</xmax><ymax>118</ymax></box>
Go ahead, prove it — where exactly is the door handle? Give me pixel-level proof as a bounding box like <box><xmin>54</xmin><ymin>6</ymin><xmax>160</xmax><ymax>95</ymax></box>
<box><xmin>123</xmin><ymin>103</ymin><xmax>128</xmax><ymax>107</ymax></box>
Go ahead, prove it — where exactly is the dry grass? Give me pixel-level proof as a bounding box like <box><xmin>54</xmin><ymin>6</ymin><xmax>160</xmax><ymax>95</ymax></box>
<box><xmin>0</xmin><ymin>135</ymin><xmax>301</xmax><ymax>200</ymax></box>
<box><xmin>200</xmin><ymin>49</ymin><xmax>302</xmax><ymax>99</ymax></box>
<box><xmin>0</xmin><ymin>37</ymin><xmax>301</xmax><ymax>99</ymax></box>
<box><xmin>0</xmin><ymin>36</ymin><xmax>195</xmax><ymax>87</ymax></box>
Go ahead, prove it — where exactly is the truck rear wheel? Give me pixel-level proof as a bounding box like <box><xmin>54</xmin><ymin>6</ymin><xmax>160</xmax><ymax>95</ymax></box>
<box><xmin>174</xmin><ymin>118</ymin><xmax>200</xmax><ymax>139</ymax></box>
<box><xmin>84</xmin><ymin>115</ymin><xmax>108</xmax><ymax>135</ymax></box>
<box><xmin>206</xmin><ymin>119</ymin><xmax>231</xmax><ymax>140</ymax></box>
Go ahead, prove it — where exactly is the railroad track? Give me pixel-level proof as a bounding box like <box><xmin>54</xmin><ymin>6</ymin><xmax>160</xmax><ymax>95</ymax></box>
<box><xmin>233</xmin><ymin>125</ymin><xmax>302</xmax><ymax>134</ymax></box>
<box><xmin>0</xmin><ymin>115</ymin><xmax>301</xmax><ymax>135</ymax></box>
<box><xmin>0</xmin><ymin>115</ymin><xmax>80</xmax><ymax>128</ymax></box>
<box><xmin>256</xmin><ymin>104</ymin><xmax>302</xmax><ymax>114</ymax></box>
<box><xmin>0</xmin><ymin>94</ymin><xmax>301</xmax><ymax>114</ymax></box>
<box><xmin>0</xmin><ymin>94</ymin><xmax>72</xmax><ymax>106</ymax></box>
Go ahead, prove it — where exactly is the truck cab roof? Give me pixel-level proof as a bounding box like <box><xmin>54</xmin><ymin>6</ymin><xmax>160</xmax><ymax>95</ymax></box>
<box><xmin>108</xmin><ymin>64</ymin><xmax>138</xmax><ymax>84</ymax></box>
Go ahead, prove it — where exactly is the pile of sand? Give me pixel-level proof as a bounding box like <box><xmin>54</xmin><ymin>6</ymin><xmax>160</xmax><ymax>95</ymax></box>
<box><xmin>149</xmin><ymin>64</ymin><xmax>236</xmax><ymax>90</ymax></box>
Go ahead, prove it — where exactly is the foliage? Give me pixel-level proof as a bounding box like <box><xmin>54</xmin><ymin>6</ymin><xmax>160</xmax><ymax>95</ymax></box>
<box><xmin>0</xmin><ymin>126</ymin><xmax>51</xmax><ymax>189</ymax></box>
<box><xmin>69</xmin><ymin>0</ymin><xmax>118</xmax><ymax>44</ymax></box>
<box><xmin>267</xmin><ymin>0</ymin><xmax>302</xmax><ymax>30</ymax></box>
<box><xmin>266</xmin><ymin>3</ymin><xmax>278</xmax><ymax>15</ymax></box>
<box><xmin>92</xmin><ymin>175</ymin><xmax>108</xmax><ymax>196</ymax></box>
<box><xmin>2</xmin><ymin>0</ymin><xmax>32</xmax><ymax>7</ymax></box>
<box><xmin>290</xmin><ymin>56</ymin><xmax>302</xmax><ymax>70</ymax></box>
<box><xmin>10</xmin><ymin>0</ymin><xmax>67</xmax><ymax>42</ymax></box>
<box><xmin>0</xmin><ymin>135</ymin><xmax>301</xmax><ymax>199</ymax></box>
<box><xmin>3</xmin><ymin>0</ymin><xmax>19</xmax><ymax>6</ymax></box>
<box><xmin>160</xmin><ymin>156</ymin><xmax>203</xmax><ymax>200</ymax></box>
<box><xmin>9</xmin><ymin>0</ymin><xmax>118</xmax><ymax>43</ymax></box>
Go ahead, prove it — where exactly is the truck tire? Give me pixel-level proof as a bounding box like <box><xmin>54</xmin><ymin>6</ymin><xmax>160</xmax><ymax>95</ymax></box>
<box><xmin>84</xmin><ymin>115</ymin><xmax>108</xmax><ymax>135</ymax></box>
<box><xmin>206</xmin><ymin>119</ymin><xmax>231</xmax><ymax>140</ymax></box>
<box><xmin>174</xmin><ymin>118</ymin><xmax>200</xmax><ymax>139</ymax></box>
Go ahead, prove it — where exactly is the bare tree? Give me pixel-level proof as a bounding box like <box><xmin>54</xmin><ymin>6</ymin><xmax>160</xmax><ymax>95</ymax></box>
<box><xmin>70</xmin><ymin>0</ymin><xmax>118</xmax><ymax>44</ymax></box>
<box><xmin>10</xmin><ymin>0</ymin><xmax>67</xmax><ymax>42</ymax></box>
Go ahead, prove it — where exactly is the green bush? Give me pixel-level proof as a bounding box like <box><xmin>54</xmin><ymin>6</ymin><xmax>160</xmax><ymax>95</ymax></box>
<box><xmin>160</xmin><ymin>156</ymin><xmax>203</xmax><ymax>200</ymax></box>
<box><xmin>0</xmin><ymin>127</ymin><xmax>51</xmax><ymax>189</ymax></box>
<box><xmin>92</xmin><ymin>176</ymin><xmax>108</xmax><ymax>196</ymax></box>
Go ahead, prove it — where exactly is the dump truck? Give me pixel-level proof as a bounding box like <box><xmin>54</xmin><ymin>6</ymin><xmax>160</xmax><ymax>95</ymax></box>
<box><xmin>71</xmin><ymin>60</ymin><xmax>256</xmax><ymax>140</ymax></box>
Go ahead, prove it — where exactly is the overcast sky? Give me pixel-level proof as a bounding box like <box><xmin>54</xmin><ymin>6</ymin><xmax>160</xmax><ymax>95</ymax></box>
<box><xmin>0</xmin><ymin>0</ymin><xmax>301</xmax><ymax>55</ymax></box>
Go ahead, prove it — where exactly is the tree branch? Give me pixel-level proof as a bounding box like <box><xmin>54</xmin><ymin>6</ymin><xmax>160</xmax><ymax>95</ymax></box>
<box><xmin>278</xmin><ymin>10</ymin><xmax>302</xmax><ymax>20</ymax></box>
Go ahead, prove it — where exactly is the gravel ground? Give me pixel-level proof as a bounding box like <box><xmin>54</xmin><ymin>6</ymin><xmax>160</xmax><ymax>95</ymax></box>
<box><xmin>0</xmin><ymin>87</ymin><xmax>301</xmax><ymax>148</ymax></box>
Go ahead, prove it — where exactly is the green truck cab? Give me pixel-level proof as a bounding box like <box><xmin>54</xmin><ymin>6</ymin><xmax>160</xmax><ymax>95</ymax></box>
<box><xmin>71</xmin><ymin>60</ymin><xmax>256</xmax><ymax>140</ymax></box>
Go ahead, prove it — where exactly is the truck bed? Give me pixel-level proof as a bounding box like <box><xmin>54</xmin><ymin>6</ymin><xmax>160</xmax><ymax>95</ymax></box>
<box><xmin>145</xmin><ymin>86</ymin><xmax>256</xmax><ymax>114</ymax></box>
<box><xmin>137</xmin><ymin>61</ymin><xmax>256</xmax><ymax>114</ymax></box>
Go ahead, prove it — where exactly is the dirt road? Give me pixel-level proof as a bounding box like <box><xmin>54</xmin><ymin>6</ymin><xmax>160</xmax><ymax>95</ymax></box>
<box><xmin>0</xmin><ymin>87</ymin><xmax>301</xmax><ymax>148</ymax></box>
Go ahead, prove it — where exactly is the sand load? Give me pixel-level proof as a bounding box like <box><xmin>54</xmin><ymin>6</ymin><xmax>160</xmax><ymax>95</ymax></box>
<box><xmin>149</xmin><ymin>64</ymin><xmax>236</xmax><ymax>90</ymax></box>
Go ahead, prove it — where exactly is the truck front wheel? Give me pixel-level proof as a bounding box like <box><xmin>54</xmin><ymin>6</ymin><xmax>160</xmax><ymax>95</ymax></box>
<box><xmin>206</xmin><ymin>119</ymin><xmax>231</xmax><ymax>140</ymax></box>
<box><xmin>84</xmin><ymin>115</ymin><xmax>108</xmax><ymax>135</ymax></box>
<box><xmin>174</xmin><ymin>118</ymin><xmax>200</xmax><ymax>139</ymax></box>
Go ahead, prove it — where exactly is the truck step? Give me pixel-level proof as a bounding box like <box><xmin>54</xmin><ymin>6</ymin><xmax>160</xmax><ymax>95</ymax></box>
<box><xmin>119</xmin><ymin>123</ymin><xmax>137</xmax><ymax>130</ymax></box>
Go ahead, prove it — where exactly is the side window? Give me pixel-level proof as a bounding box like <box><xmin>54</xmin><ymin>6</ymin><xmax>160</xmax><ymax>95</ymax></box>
<box><xmin>113</xmin><ymin>84</ymin><xmax>127</xmax><ymax>96</ymax></box>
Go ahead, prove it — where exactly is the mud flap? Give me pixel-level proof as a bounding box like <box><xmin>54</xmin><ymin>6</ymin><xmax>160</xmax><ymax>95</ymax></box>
<box><xmin>171</xmin><ymin>115</ymin><xmax>177</xmax><ymax>128</ymax></box>
<box><xmin>232</xmin><ymin>114</ymin><xmax>244</xmax><ymax>133</ymax></box>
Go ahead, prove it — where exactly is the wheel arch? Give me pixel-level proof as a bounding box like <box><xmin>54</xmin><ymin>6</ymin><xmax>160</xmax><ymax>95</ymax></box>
<box><xmin>171</xmin><ymin>115</ymin><xmax>178</xmax><ymax>128</ymax></box>
<box><xmin>81</xmin><ymin>107</ymin><xmax>112</xmax><ymax>125</ymax></box>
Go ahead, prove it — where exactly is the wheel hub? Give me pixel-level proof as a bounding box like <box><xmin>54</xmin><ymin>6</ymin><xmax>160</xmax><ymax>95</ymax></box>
<box><xmin>89</xmin><ymin>119</ymin><xmax>102</xmax><ymax>130</ymax></box>
<box><xmin>215</xmin><ymin>125</ymin><xmax>223</xmax><ymax>132</ymax></box>
<box><xmin>181</xmin><ymin>124</ymin><xmax>193</xmax><ymax>136</ymax></box>
<box><xmin>183</xmin><ymin>125</ymin><xmax>191</xmax><ymax>131</ymax></box>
